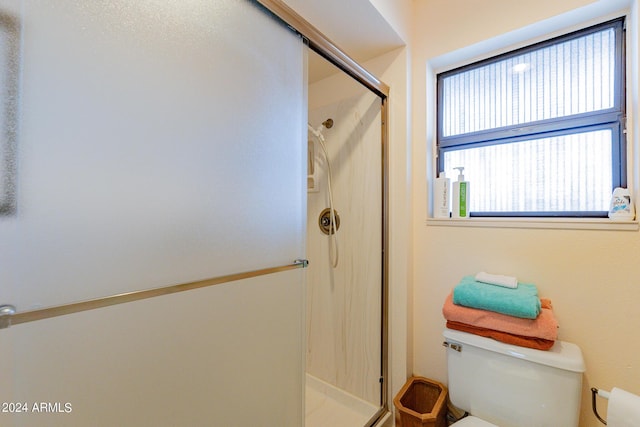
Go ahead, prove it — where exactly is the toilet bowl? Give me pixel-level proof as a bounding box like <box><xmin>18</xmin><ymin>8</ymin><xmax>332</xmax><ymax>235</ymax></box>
<box><xmin>443</xmin><ymin>329</ymin><xmax>586</xmax><ymax>427</ymax></box>
<box><xmin>452</xmin><ymin>416</ymin><xmax>497</xmax><ymax>426</ymax></box>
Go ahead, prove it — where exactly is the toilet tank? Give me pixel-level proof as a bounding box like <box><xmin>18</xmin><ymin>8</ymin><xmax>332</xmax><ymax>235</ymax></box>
<box><xmin>443</xmin><ymin>329</ymin><xmax>586</xmax><ymax>427</ymax></box>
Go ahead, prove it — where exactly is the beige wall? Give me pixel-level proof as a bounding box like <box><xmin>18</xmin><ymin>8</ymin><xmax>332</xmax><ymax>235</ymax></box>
<box><xmin>365</xmin><ymin>47</ymin><xmax>413</xmax><ymax>415</ymax></box>
<box><xmin>351</xmin><ymin>46</ymin><xmax>413</xmax><ymax>420</ymax></box>
<box><xmin>410</xmin><ymin>1</ymin><xmax>640</xmax><ymax>426</ymax></box>
<box><xmin>368</xmin><ymin>0</ymin><xmax>413</xmax><ymax>43</ymax></box>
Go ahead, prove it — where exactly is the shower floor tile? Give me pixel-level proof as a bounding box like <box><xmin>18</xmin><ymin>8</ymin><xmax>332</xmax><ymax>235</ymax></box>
<box><xmin>305</xmin><ymin>374</ymin><xmax>378</xmax><ymax>427</ymax></box>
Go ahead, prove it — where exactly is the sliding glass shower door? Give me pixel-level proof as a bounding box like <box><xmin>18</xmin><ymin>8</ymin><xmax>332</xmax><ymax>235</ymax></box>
<box><xmin>0</xmin><ymin>1</ymin><xmax>306</xmax><ymax>425</ymax></box>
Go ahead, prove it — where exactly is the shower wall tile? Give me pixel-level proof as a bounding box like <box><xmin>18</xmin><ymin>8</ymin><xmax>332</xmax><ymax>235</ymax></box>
<box><xmin>307</xmin><ymin>90</ymin><xmax>382</xmax><ymax>405</ymax></box>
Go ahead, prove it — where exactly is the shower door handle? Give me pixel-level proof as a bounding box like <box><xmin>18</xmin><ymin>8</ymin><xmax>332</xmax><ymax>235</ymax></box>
<box><xmin>0</xmin><ymin>304</ymin><xmax>16</xmax><ymax>329</ymax></box>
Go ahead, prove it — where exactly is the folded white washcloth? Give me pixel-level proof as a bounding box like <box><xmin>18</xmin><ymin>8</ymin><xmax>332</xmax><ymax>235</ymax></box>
<box><xmin>475</xmin><ymin>272</ymin><xmax>518</xmax><ymax>289</ymax></box>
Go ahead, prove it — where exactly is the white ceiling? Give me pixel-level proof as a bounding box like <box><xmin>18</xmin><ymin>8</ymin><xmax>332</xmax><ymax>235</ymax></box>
<box><xmin>281</xmin><ymin>0</ymin><xmax>405</xmax><ymax>82</ymax></box>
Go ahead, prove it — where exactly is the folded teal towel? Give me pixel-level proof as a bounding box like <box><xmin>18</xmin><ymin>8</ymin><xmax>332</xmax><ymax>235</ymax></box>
<box><xmin>452</xmin><ymin>276</ymin><xmax>541</xmax><ymax>319</ymax></box>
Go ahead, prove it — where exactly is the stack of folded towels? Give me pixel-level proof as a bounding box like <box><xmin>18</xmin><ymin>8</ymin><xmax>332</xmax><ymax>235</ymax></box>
<box><xmin>442</xmin><ymin>272</ymin><xmax>558</xmax><ymax>350</ymax></box>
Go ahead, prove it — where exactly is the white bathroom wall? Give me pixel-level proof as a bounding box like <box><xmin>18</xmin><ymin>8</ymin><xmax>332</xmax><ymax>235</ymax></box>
<box><xmin>368</xmin><ymin>0</ymin><xmax>412</xmax><ymax>44</ymax></box>
<box><xmin>307</xmin><ymin>66</ymin><xmax>382</xmax><ymax>405</ymax></box>
<box><xmin>0</xmin><ymin>1</ymin><xmax>306</xmax><ymax>425</ymax></box>
<box><xmin>411</xmin><ymin>1</ymin><xmax>640</xmax><ymax>426</ymax></box>
<box><xmin>361</xmin><ymin>48</ymin><xmax>412</xmax><ymax>422</ymax></box>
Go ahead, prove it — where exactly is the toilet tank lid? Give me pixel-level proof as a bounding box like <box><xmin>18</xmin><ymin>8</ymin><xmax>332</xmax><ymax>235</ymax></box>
<box><xmin>443</xmin><ymin>329</ymin><xmax>586</xmax><ymax>373</ymax></box>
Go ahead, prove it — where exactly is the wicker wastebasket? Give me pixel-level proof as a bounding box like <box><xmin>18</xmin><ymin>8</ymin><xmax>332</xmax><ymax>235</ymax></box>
<box><xmin>393</xmin><ymin>376</ymin><xmax>448</xmax><ymax>427</ymax></box>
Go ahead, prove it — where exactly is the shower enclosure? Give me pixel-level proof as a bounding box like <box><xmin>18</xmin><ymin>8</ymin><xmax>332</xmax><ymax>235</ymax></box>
<box><xmin>305</xmin><ymin>49</ymin><xmax>386</xmax><ymax>427</ymax></box>
<box><xmin>0</xmin><ymin>1</ymin><xmax>390</xmax><ymax>425</ymax></box>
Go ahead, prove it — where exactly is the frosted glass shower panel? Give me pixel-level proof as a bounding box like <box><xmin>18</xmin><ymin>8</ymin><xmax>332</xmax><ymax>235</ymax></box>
<box><xmin>0</xmin><ymin>11</ymin><xmax>17</xmax><ymax>215</ymax></box>
<box><xmin>1</xmin><ymin>0</ymin><xmax>305</xmax><ymax>308</ymax></box>
<box><xmin>1</xmin><ymin>1</ymin><xmax>306</xmax><ymax>425</ymax></box>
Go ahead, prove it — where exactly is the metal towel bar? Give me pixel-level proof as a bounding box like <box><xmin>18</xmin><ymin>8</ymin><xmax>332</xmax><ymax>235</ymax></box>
<box><xmin>0</xmin><ymin>259</ymin><xmax>308</xmax><ymax>330</ymax></box>
<box><xmin>591</xmin><ymin>387</ymin><xmax>610</xmax><ymax>425</ymax></box>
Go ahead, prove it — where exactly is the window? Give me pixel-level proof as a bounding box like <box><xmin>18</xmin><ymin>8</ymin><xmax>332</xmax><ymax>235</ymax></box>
<box><xmin>437</xmin><ymin>18</ymin><xmax>626</xmax><ymax>217</ymax></box>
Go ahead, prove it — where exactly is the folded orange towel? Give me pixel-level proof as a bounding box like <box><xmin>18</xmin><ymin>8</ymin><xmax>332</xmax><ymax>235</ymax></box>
<box><xmin>443</xmin><ymin>292</ymin><xmax>558</xmax><ymax>341</ymax></box>
<box><xmin>446</xmin><ymin>321</ymin><xmax>555</xmax><ymax>351</ymax></box>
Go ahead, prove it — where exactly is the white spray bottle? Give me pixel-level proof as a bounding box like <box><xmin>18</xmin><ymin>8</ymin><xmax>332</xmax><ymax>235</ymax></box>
<box><xmin>452</xmin><ymin>166</ymin><xmax>469</xmax><ymax>218</ymax></box>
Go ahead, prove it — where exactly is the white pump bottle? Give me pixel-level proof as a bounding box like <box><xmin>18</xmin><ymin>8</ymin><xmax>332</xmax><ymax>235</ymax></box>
<box><xmin>452</xmin><ymin>166</ymin><xmax>469</xmax><ymax>218</ymax></box>
<box><xmin>434</xmin><ymin>172</ymin><xmax>451</xmax><ymax>218</ymax></box>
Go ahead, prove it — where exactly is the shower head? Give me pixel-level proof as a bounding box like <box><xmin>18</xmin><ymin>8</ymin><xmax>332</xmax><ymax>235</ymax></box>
<box><xmin>308</xmin><ymin>123</ymin><xmax>325</xmax><ymax>142</ymax></box>
<box><xmin>309</xmin><ymin>118</ymin><xmax>333</xmax><ymax>142</ymax></box>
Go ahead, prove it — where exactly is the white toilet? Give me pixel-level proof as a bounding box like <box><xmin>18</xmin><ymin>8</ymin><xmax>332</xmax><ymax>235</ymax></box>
<box><xmin>443</xmin><ymin>328</ymin><xmax>586</xmax><ymax>426</ymax></box>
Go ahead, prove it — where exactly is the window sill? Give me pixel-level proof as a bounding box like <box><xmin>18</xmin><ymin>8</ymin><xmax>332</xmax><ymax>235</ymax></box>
<box><xmin>426</xmin><ymin>217</ymin><xmax>639</xmax><ymax>231</ymax></box>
